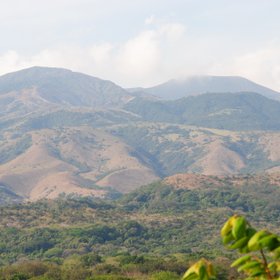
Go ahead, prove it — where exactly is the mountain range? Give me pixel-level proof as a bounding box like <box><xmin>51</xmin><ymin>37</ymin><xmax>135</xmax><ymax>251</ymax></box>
<box><xmin>0</xmin><ymin>66</ymin><xmax>280</xmax><ymax>202</ymax></box>
<box><xmin>130</xmin><ymin>75</ymin><xmax>280</xmax><ymax>101</ymax></box>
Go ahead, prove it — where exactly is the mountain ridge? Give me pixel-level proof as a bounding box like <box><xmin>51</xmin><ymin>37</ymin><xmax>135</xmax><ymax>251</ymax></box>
<box><xmin>0</xmin><ymin>66</ymin><xmax>133</xmax><ymax>109</ymax></box>
<box><xmin>0</xmin><ymin>67</ymin><xmax>280</xmax><ymax>201</ymax></box>
<box><xmin>136</xmin><ymin>75</ymin><xmax>280</xmax><ymax>101</ymax></box>
<box><xmin>124</xmin><ymin>92</ymin><xmax>280</xmax><ymax>131</ymax></box>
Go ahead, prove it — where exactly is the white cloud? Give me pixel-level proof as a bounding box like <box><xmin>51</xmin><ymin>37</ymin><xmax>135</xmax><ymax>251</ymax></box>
<box><xmin>0</xmin><ymin>51</ymin><xmax>21</xmax><ymax>73</ymax></box>
<box><xmin>0</xmin><ymin>21</ymin><xmax>188</xmax><ymax>87</ymax></box>
<box><xmin>158</xmin><ymin>23</ymin><xmax>186</xmax><ymax>41</ymax></box>
<box><xmin>114</xmin><ymin>30</ymin><xmax>161</xmax><ymax>85</ymax></box>
<box><xmin>89</xmin><ymin>43</ymin><xmax>114</xmax><ymax>64</ymax></box>
<box><xmin>1</xmin><ymin>20</ymin><xmax>280</xmax><ymax>92</ymax></box>
<box><xmin>145</xmin><ymin>15</ymin><xmax>156</xmax><ymax>25</ymax></box>
<box><xmin>231</xmin><ymin>45</ymin><xmax>280</xmax><ymax>91</ymax></box>
<box><xmin>207</xmin><ymin>42</ymin><xmax>280</xmax><ymax>91</ymax></box>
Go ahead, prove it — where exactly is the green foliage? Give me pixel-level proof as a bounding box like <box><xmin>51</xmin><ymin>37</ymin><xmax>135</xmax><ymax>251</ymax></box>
<box><xmin>88</xmin><ymin>276</ymin><xmax>131</xmax><ymax>280</ymax></box>
<box><xmin>80</xmin><ymin>254</ymin><xmax>102</xmax><ymax>267</ymax></box>
<box><xmin>124</xmin><ymin>92</ymin><xmax>280</xmax><ymax>131</ymax></box>
<box><xmin>0</xmin><ymin>180</ymin><xmax>279</xmax><ymax>265</ymax></box>
<box><xmin>111</xmin><ymin>125</ymin><xmax>202</xmax><ymax>176</ymax></box>
<box><xmin>150</xmin><ymin>271</ymin><xmax>180</xmax><ymax>280</ymax></box>
<box><xmin>182</xmin><ymin>259</ymin><xmax>216</xmax><ymax>280</ymax></box>
<box><xmin>221</xmin><ymin>215</ymin><xmax>280</xmax><ymax>279</ymax></box>
<box><xmin>0</xmin><ymin>181</ymin><xmax>279</xmax><ymax>279</ymax></box>
<box><xmin>185</xmin><ymin>215</ymin><xmax>280</xmax><ymax>280</ymax></box>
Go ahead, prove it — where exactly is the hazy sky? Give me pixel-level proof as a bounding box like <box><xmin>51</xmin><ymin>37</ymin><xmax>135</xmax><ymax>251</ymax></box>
<box><xmin>1</xmin><ymin>0</ymin><xmax>280</xmax><ymax>89</ymax></box>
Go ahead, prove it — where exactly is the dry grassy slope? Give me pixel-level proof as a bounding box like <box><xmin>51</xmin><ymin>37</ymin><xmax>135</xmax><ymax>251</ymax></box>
<box><xmin>172</xmin><ymin>128</ymin><xmax>244</xmax><ymax>174</ymax></box>
<box><xmin>50</xmin><ymin>126</ymin><xmax>159</xmax><ymax>192</ymax></box>
<box><xmin>1</xmin><ymin>120</ymin><xmax>280</xmax><ymax>201</ymax></box>
<box><xmin>112</xmin><ymin>123</ymin><xmax>280</xmax><ymax>175</ymax></box>
<box><xmin>111</xmin><ymin>123</ymin><xmax>280</xmax><ymax>175</ymax></box>
<box><xmin>0</xmin><ymin>126</ymin><xmax>159</xmax><ymax>200</ymax></box>
<box><xmin>0</xmin><ymin>130</ymin><xmax>106</xmax><ymax>200</ymax></box>
<box><xmin>0</xmin><ymin>87</ymin><xmax>59</xmax><ymax>120</ymax></box>
<box><xmin>190</xmin><ymin>129</ymin><xmax>280</xmax><ymax>174</ymax></box>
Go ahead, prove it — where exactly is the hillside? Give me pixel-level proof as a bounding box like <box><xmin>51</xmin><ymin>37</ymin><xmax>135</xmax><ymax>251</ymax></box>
<box><xmin>0</xmin><ymin>66</ymin><xmax>133</xmax><ymax>109</ymax></box>
<box><xmin>163</xmin><ymin>172</ymin><xmax>280</xmax><ymax>189</ymax></box>
<box><xmin>0</xmin><ymin>172</ymin><xmax>279</xmax><ymax>279</ymax></box>
<box><xmin>124</xmin><ymin>92</ymin><xmax>280</xmax><ymax>130</ymax></box>
<box><xmin>0</xmin><ymin>126</ymin><xmax>158</xmax><ymax>201</ymax></box>
<box><xmin>3</xmin><ymin>119</ymin><xmax>280</xmax><ymax>202</ymax></box>
<box><xmin>0</xmin><ymin>67</ymin><xmax>280</xmax><ymax>201</ymax></box>
<box><xmin>137</xmin><ymin>75</ymin><xmax>280</xmax><ymax>101</ymax></box>
<box><xmin>109</xmin><ymin>123</ymin><xmax>280</xmax><ymax>176</ymax></box>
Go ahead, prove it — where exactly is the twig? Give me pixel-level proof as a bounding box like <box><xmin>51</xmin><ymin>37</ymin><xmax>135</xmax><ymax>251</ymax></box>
<box><xmin>260</xmin><ymin>249</ymin><xmax>273</xmax><ymax>280</ymax></box>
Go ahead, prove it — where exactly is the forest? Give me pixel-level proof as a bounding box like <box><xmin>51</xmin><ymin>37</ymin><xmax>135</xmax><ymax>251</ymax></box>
<box><xmin>0</xmin><ymin>179</ymin><xmax>279</xmax><ymax>279</ymax></box>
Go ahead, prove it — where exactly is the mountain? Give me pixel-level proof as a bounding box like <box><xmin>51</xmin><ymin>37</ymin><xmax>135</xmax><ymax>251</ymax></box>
<box><xmin>137</xmin><ymin>75</ymin><xmax>280</xmax><ymax>101</ymax></box>
<box><xmin>0</xmin><ymin>67</ymin><xmax>158</xmax><ymax>201</ymax></box>
<box><xmin>0</xmin><ymin>66</ymin><xmax>133</xmax><ymax>109</ymax></box>
<box><xmin>1</xmin><ymin>67</ymin><xmax>280</xmax><ymax>202</ymax></box>
<box><xmin>1</xmin><ymin>68</ymin><xmax>280</xmax><ymax>278</ymax></box>
<box><xmin>124</xmin><ymin>92</ymin><xmax>280</xmax><ymax>130</ymax></box>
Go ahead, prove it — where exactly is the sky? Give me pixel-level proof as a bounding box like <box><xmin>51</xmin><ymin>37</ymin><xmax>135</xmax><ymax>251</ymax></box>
<box><xmin>1</xmin><ymin>0</ymin><xmax>280</xmax><ymax>90</ymax></box>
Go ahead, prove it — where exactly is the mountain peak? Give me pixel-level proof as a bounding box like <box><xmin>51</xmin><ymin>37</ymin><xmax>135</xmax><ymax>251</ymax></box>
<box><xmin>0</xmin><ymin>66</ymin><xmax>132</xmax><ymax>108</ymax></box>
<box><xmin>2</xmin><ymin>66</ymin><xmax>74</xmax><ymax>78</ymax></box>
<box><xmin>143</xmin><ymin>75</ymin><xmax>280</xmax><ymax>101</ymax></box>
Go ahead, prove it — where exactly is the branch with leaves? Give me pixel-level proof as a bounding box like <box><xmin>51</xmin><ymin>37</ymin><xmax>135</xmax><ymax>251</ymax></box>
<box><xmin>182</xmin><ymin>215</ymin><xmax>280</xmax><ymax>280</ymax></box>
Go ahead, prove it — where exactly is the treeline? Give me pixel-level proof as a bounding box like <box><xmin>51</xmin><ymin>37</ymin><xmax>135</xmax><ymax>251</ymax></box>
<box><xmin>0</xmin><ymin>179</ymin><xmax>279</xmax><ymax>279</ymax></box>
<box><xmin>0</xmin><ymin>253</ymin><xmax>236</xmax><ymax>280</ymax></box>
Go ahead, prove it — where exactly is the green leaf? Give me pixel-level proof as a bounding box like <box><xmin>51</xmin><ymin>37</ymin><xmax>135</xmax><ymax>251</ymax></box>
<box><xmin>259</xmin><ymin>234</ymin><xmax>280</xmax><ymax>251</ymax></box>
<box><xmin>198</xmin><ymin>265</ymin><xmax>206</xmax><ymax>280</ymax></box>
<box><xmin>239</xmin><ymin>246</ymin><xmax>250</xmax><ymax>253</ymax></box>
<box><xmin>182</xmin><ymin>272</ymin><xmax>198</xmax><ymax>280</ymax></box>
<box><xmin>231</xmin><ymin>255</ymin><xmax>251</xmax><ymax>267</ymax></box>
<box><xmin>221</xmin><ymin>215</ymin><xmax>238</xmax><ymax>237</ymax></box>
<box><xmin>229</xmin><ymin>236</ymin><xmax>249</xmax><ymax>250</ymax></box>
<box><xmin>272</xmin><ymin>246</ymin><xmax>280</xmax><ymax>258</ymax></box>
<box><xmin>237</xmin><ymin>261</ymin><xmax>261</xmax><ymax>272</ymax></box>
<box><xmin>182</xmin><ymin>259</ymin><xmax>216</xmax><ymax>280</ymax></box>
<box><xmin>222</xmin><ymin>233</ymin><xmax>234</xmax><ymax>245</ymax></box>
<box><xmin>232</xmin><ymin>216</ymin><xmax>246</xmax><ymax>239</ymax></box>
<box><xmin>246</xmin><ymin>227</ymin><xmax>257</xmax><ymax>238</ymax></box>
<box><xmin>248</xmin><ymin>230</ymin><xmax>270</xmax><ymax>251</ymax></box>
<box><xmin>250</xmin><ymin>268</ymin><xmax>265</xmax><ymax>277</ymax></box>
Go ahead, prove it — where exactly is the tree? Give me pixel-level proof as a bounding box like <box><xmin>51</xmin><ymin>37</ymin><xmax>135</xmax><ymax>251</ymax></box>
<box><xmin>182</xmin><ymin>215</ymin><xmax>280</xmax><ymax>279</ymax></box>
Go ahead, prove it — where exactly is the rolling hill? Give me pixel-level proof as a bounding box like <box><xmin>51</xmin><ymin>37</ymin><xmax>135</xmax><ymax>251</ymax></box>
<box><xmin>0</xmin><ymin>67</ymin><xmax>280</xmax><ymax>202</ymax></box>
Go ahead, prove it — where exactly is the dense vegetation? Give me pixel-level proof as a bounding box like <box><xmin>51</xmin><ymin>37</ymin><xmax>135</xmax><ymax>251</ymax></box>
<box><xmin>184</xmin><ymin>215</ymin><xmax>280</xmax><ymax>279</ymax></box>
<box><xmin>0</xmin><ymin>177</ymin><xmax>279</xmax><ymax>279</ymax></box>
<box><xmin>124</xmin><ymin>93</ymin><xmax>280</xmax><ymax>130</ymax></box>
